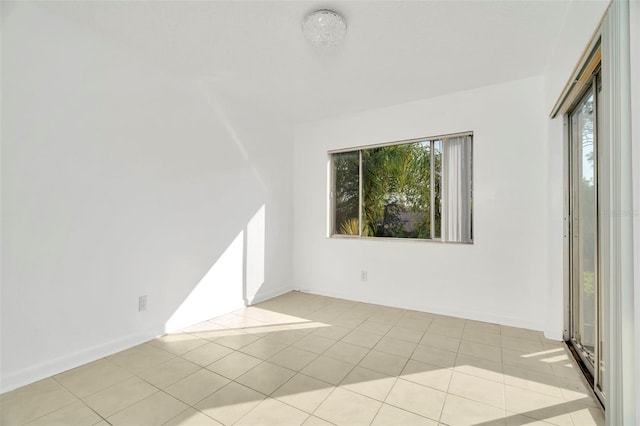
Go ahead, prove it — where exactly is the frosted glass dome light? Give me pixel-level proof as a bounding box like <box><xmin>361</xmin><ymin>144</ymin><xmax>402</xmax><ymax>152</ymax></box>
<box><xmin>302</xmin><ymin>9</ymin><xmax>347</xmax><ymax>49</ymax></box>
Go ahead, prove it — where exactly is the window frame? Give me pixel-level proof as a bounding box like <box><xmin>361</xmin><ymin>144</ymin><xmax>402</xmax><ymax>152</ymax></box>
<box><xmin>328</xmin><ymin>131</ymin><xmax>473</xmax><ymax>243</ymax></box>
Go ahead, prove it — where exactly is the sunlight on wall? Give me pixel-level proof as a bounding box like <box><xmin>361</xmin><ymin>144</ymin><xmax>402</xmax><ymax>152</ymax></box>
<box><xmin>245</xmin><ymin>205</ymin><xmax>266</xmax><ymax>304</ymax></box>
<box><xmin>164</xmin><ymin>205</ymin><xmax>268</xmax><ymax>333</ymax></box>
<box><xmin>165</xmin><ymin>231</ymin><xmax>245</xmax><ymax>332</ymax></box>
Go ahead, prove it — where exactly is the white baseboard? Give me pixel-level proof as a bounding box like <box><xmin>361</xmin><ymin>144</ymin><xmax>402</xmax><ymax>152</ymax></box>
<box><xmin>1</xmin><ymin>286</ymin><xmax>293</xmax><ymax>394</ymax></box>
<box><xmin>248</xmin><ymin>285</ymin><xmax>293</xmax><ymax>305</ymax></box>
<box><xmin>0</xmin><ymin>326</ymin><xmax>164</xmax><ymax>394</ymax></box>
<box><xmin>298</xmin><ymin>287</ymin><xmax>547</xmax><ymax>333</ymax></box>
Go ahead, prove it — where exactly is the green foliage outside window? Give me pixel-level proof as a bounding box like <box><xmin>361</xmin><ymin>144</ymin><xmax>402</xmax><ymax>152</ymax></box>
<box><xmin>333</xmin><ymin>140</ymin><xmax>443</xmax><ymax>239</ymax></box>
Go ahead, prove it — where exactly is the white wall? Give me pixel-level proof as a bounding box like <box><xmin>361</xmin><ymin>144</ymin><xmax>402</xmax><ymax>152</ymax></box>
<box><xmin>1</xmin><ymin>3</ymin><xmax>293</xmax><ymax>392</ymax></box>
<box><xmin>293</xmin><ymin>76</ymin><xmax>552</xmax><ymax>333</ymax></box>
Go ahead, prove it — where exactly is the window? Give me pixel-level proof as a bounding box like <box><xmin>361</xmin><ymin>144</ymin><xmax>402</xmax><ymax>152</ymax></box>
<box><xmin>330</xmin><ymin>133</ymin><xmax>473</xmax><ymax>242</ymax></box>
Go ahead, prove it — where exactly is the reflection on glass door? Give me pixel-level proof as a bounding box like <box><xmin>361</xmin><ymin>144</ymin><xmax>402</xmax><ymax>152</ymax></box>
<box><xmin>568</xmin><ymin>70</ymin><xmax>604</xmax><ymax>402</ymax></box>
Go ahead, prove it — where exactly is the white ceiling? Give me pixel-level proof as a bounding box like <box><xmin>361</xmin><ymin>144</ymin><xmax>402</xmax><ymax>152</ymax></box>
<box><xmin>21</xmin><ymin>1</ymin><xmax>602</xmax><ymax>122</ymax></box>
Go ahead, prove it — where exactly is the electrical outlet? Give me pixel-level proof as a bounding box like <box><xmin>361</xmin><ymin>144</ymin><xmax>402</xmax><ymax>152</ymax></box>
<box><xmin>361</xmin><ymin>270</ymin><xmax>368</xmax><ymax>281</ymax></box>
<box><xmin>138</xmin><ymin>295</ymin><xmax>147</xmax><ymax>312</ymax></box>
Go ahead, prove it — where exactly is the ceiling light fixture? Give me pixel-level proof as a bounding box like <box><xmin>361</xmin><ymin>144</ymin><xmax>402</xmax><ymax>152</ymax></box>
<box><xmin>302</xmin><ymin>9</ymin><xmax>347</xmax><ymax>50</ymax></box>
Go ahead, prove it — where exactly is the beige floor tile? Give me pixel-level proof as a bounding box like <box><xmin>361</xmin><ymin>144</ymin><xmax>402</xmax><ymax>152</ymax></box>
<box><xmin>190</xmin><ymin>328</ymin><xmax>245</xmax><ymax>342</ymax></box>
<box><xmin>542</xmin><ymin>339</ymin><xmax>565</xmax><ymax>350</ymax></box>
<box><xmin>560</xmin><ymin>385</ymin><xmax>600</xmax><ymax>405</ymax></box>
<box><xmin>428</xmin><ymin>323</ymin><xmax>464</xmax><ymax>339</ymax></box>
<box><xmin>323</xmin><ymin>341</ymin><xmax>370</xmax><ymax>364</ymax></box>
<box><xmin>315</xmin><ymin>387</ymin><xmax>381</xmax><ymax>426</ymax></box>
<box><xmin>464</xmin><ymin>320</ymin><xmax>501</xmax><ymax>335</ymax></box>
<box><xmin>371</xmin><ymin>404</ymin><xmax>438</xmax><ymax>426</ymax></box>
<box><xmin>569</xmin><ymin>406</ymin><xmax>605</xmax><ymax>426</ymax></box>
<box><xmin>358</xmin><ymin>350</ymin><xmax>408</xmax><ymax>376</ymax></box>
<box><xmin>458</xmin><ymin>341</ymin><xmax>502</xmax><ymax>362</ymax></box>
<box><xmin>24</xmin><ymin>400</ymin><xmax>102</xmax><ymax>426</ymax></box>
<box><xmin>178</xmin><ymin>320</ymin><xmax>229</xmax><ymax>334</ymax></box>
<box><xmin>272</xmin><ymin>373</ymin><xmax>334</xmax><ymax>413</ymax></box>
<box><xmin>0</xmin><ymin>378</ymin><xmax>78</xmax><ymax>425</ymax></box>
<box><xmin>84</xmin><ymin>376</ymin><xmax>157</xmax><ymax>418</ymax></box>
<box><xmin>510</xmin><ymin>409</ymin><xmax>574</xmax><ymax>426</ymax></box>
<box><xmin>340</xmin><ymin>366</ymin><xmax>396</xmax><ymax>401</ymax></box>
<box><xmin>293</xmin><ymin>334</ymin><xmax>337</xmax><ymax>354</ymax></box>
<box><xmin>260</xmin><ymin>329</ymin><xmax>308</xmax><ymax>345</ymax></box>
<box><xmin>385</xmin><ymin>379</ymin><xmax>445</xmax><ymax>420</ymax></box>
<box><xmin>181</xmin><ymin>342</ymin><xmax>233</xmax><ymax>367</ymax></box>
<box><xmin>448</xmin><ymin>371</ymin><xmax>505</xmax><ymax>409</ymax></box>
<box><xmin>550</xmin><ymin>362</ymin><xmax>582</xmax><ymax>380</ymax></box>
<box><xmin>419</xmin><ymin>332</ymin><xmax>461</xmax><ymax>353</ymax></box>
<box><xmin>432</xmin><ymin>315</ymin><xmax>466</xmax><ymax>328</ymax></box>
<box><xmin>454</xmin><ymin>353</ymin><xmax>504</xmax><ymax>383</ymax></box>
<box><xmin>211</xmin><ymin>313</ymin><xmax>269</xmax><ymax>329</ymax></box>
<box><xmin>369</xmin><ymin>308</ymin><xmax>405</xmax><ymax>323</ymax></box>
<box><xmin>235</xmin><ymin>397</ymin><xmax>308</xmax><ymax>426</ymax></box>
<box><xmin>504</xmin><ymin>385</ymin><xmax>566</xmax><ymax>416</ymax></box>
<box><xmin>374</xmin><ymin>336</ymin><xmax>417</xmax><ymax>358</ymax></box>
<box><xmin>504</xmin><ymin>412</ymin><xmax>555</xmax><ymax>425</ymax></box>
<box><xmin>400</xmin><ymin>359</ymin><xmax>452</xmax><ymax>392</ymax></box>
<box><xmin>55</xmin><ymin>358</ymin><xmax>133</xmax><ymax>398</ymax></box>
<box><xmin>503</xmin><ymin>348</ymin><xmax>555</xmax><ymax>374</ymax></box>
<box><xmin>164</xmin><ymin>369</ymin><xmax>230</xmax><ymax>405</ymax></box>
<box><xmin>440</xmin><ymin>394</ymin><xmax>506</xmax><ymax>426</ymax></box>
<box><xmin>411</xmin><ymin>345</ymin><xmax>457</xmax><ymax>368</ymax></box>
<box><xmin>239</xmin><ymin>338</ymin><xmax>288</xmax><ymax>360</ymax></box>
<box><xmin>356</xmin><ymin>320</ymin><xmax>393</xmax><ymax>336</ymax></box>
<box><xmin>301</xmin><ymin>416</ymin><xmax>334</xmax><ymax>426</ymax></box>
<box><xmin>163</xmin><ymin>408</ymin><xmax>223</xmax><ymax>426</ymax></box>
<box><xmin>148</xmin><ymin>334</ymin><xmax>208</xmax><ymax>355</ymax></box>
<box><xmin>403</xmin><ymin>310</ymin><xmax>434</xmax><ymax>322</ymax></box>
<box><xmin>109</xmin><ymin>344</ymin><xmax>176</xmax><ymax>374</ymax></box>
<box><xmin>137</xmin><ymin>357</ymin><xmax>200</xmax><ymax>389</ymax></box>
<box><xmin>205</xmin><ymin>351</ymin><xmax>262</xmax><ymax>379</ymax></box>
<box><xmin>268</xmin><ymin>346</ymin><xmax>319</xmax><ymax>371</ymax></box>
<box><xmin>301</xmin><ymin>356</ymin><xmax>355</xmax><ymax>385</ymax></box>
<box><xmin>214</xmin><ymin>333</ymin><xmax>262</xmax><ymax>350</ymax></box>
<box><xmin>328</xmin><ymin>316</ymin><xmax>364</xmax><ymax>329</ymax></box>
<box><xmin>312</xmin><ymin>325</ymin><xmax>352</xmax><ymax>340</ymax></box>
<box><xmin>244</xmin><ymin>322</ymin><xmax>319</xmax><ymax>336</ymax></box>
<box><xmin>341</xmin><ymin>330</ymin><xmax>382</xmax><ymax>349</ymax></box>
<box><xmin>500</xmin><ymin>326</ymin><xmax>543</xmax><ymax>341</ymax></box>
<box><xmin>385</xmin><ymin>326</ymin><xmax>425</xmax><ymax>343</ymax></box>
<box><xmin>501</xmin><ymin>335</ymin><xmax>544</xmax><ymax>353</ymax></box>
<box><xmin>195</xmin><ymin>382</ymin><xmax>265</xmax><ymax>425</ymax></box>
<box><xmin>107</xmin><ymin>391</ymin><xmax>188</xmax><ymax>426</ymax></box>
<box><xmin>235</xmin><ymin>306</ymin><xmax>306</xmax><ymax>325</ymax></box>
<box><xmin>502</xmin><ymin>365</ymin><xmax>565</xmax><ymax>399</ymax></box>
<box><xmin>236</xmin><ymin>362</ymin><xmax>295</xmax><ymax>395</ymax></box>
<box><xmin>461</xmin><ymin>329</ymin><xmax>502</xmax><ymax>347</ymax></box>
<box><xmin>395</xmin><ymin>316</ymin><xmax>432</xmax><ymax>331</ymax></box>
<box><xmin>1</xmin><ymin>293</ymin><xmax>601</xmax><ymax>426</ymax></box>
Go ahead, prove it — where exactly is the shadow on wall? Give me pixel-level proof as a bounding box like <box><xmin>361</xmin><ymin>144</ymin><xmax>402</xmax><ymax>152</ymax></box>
<box><xmin>165</xmin><ymin>205</ymin><xmax>268</xmax><ymax>333</ymax></box>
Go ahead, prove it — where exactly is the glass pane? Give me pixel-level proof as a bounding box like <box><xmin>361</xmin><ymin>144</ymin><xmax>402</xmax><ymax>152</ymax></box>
<box><xmin>596</xmin><ymin>75</ymin><xmax>604</xmax><ymax>390</ymax></box>
<box><xmin>362</xmin><ymin>141</ymin><xmax>431</xmax><ymax>238</ymax></box>
<box><xmin>574</xmin><ymin>91</ymin><xmax>597</xmax><ymax>360</ymax></box>
<box><xmin>334</xmin><ymin>151</ymin><xmax>360</xmax><ymax>235</ymax></box>
<box><xmin>433</xmin><ymin>140</ymin><xmax>442</xmax><ymax>239</ymax></box>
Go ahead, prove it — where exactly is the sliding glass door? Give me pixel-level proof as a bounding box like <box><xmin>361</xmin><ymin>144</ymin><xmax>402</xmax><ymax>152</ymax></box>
<box><xmin>568</xmin><ymin>70</ymin><xmax>604</xmax><ymax>401</ymax></box>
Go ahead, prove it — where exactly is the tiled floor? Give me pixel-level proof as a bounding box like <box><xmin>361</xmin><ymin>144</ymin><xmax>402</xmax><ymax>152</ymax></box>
<box><xmin>1</xmin><ymin>291</ymin><xmax>604</xmax><ymax>426</ymax></box>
